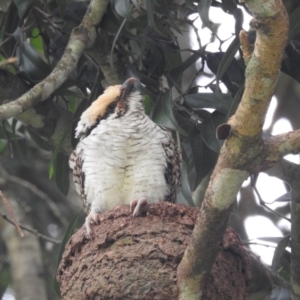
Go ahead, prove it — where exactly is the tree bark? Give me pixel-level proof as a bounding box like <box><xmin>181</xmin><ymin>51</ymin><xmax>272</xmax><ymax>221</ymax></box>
<box><xmin>177</xmin><ymin>0</ymin><xmax>289</xmax><ymax>298</ymax></box>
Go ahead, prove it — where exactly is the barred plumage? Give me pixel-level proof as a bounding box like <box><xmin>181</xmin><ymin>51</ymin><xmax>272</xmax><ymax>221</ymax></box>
<box><xmin>69</xmin><ymin>78</ymin><xmax>181</xmax><ymax>235</ymax></box>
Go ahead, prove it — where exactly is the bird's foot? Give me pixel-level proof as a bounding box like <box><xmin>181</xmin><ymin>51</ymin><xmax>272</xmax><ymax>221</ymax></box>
<box><xmin>85</xmin><ymin>211</ymin><xmax>99</xmax><ymax>237</ymax></box>
<box><xmin>130</xmin><ymin>197</ymin><xmax>148</xmax><ymax>217</ymax></box>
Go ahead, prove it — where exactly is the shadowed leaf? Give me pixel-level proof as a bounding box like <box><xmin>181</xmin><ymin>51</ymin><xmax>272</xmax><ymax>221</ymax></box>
<box><xmin>272</xmin><ymin>235</ymin><xmax>291</xmax><ymax>272</ymax></box>
<box><xmin>274</xmin><ymin>192</ymin><xmax>291</xmax><ymax>202</ymax></box>
<box><xmin>13</xmin><ymin>0</ymin><xmax>32</xmax><ymax>18</ymax></box>
<box><xmin>184</xmin><ymin>93</ymin><xmax>233</xmax><ymax>114</ymax></box>
<box><xmin>181</xmin><ymin>160</ymin><xmax>195</xmax><ymax>206</ymax></box>
<box><xmin>288</xmin><ymin>7</ymin><xmax>300</xmax><ymax>42</ymax></box>
<box><xmin>198</xmin><ymin>0</ymin><xmax>212</xmax><ymax>28</ymax></box>
<box><xmin>152</xmin><ymin>90</ymin><xmax>186</xmax><ymax>135</ymax></box>
<box><xmin>54</xmin><ymin>211</ymin><xmax>81</xmax><ymax>296</ymax></box>
<box><xmin>54</xmin><ymin>152</ymin><xmax>70</xmax><ymax>196</ymax></box>
<box><xmin>216</xmin><ymin>37</ymin><xmax>240</xmax><ymax>85</ymax></box>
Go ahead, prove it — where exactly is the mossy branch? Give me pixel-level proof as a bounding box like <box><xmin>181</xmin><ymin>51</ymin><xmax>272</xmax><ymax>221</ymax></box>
<box><xmin>0</xmin><ymin>0</ymin><xmax>110</xmax><ymax>121</ymax></box>
<box><xmin>177</xmin><ymin>0</ymin><xmax>289</xmax><ymax>298</ymax></box>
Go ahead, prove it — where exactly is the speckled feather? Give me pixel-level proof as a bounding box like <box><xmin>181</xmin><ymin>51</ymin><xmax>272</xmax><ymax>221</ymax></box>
<box><xmin>69</xmin><ymin>81</ymin><xmax>181</xmax><ymax>216</ymax></box>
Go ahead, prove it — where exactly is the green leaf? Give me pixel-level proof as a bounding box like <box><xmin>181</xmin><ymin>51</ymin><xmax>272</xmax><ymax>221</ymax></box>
<box><xmin>145</xmin><ymin>0</ymin><xmax>167</xmax><ymax>36</ymax></box>
<box><xmin>226</xmin><ymin>80</ymin><xmax>244</xmax><ymax>119</ymax></box>
<box><xmin>54</xmin><ymin>211</ymin><xmax>81</xmax><ymax>297</ymax></box>
<box><xmin>100</xmin><ymin>4</ymin><xmax>123</xmax><ymax>33</ymax></box>
<box><xmin>272</xmin><ymin>235</ymin><xmax>291</xmax><ymax>272</ymax></box>
<box><xmin>13</xmin><ymin>0</ymin><xmax>32</xmax><ymax>18</ymax></box>
<box><xmin>110</xmin><ymin>18</ymin><xmax>127</xmax><ymax>75</ymax></box>
<box><xmin>0</xmin><ymin>265</ymin><xmax>9</xmax><ymax>298</ymax></box>
<box><xmin>55</xmin><ymin>0</ymin><xmax>68</xmax><ymax>18</ymax></box>
<box><xmin>152</xmin><ymin>90</ymin><xmax>186</xmax><ymax>135</ymax></box>
<box><xmin>181</xmin><ymin>160</ymin><xmax>195</xmax><ymax>206</ymax></box>
<box><xmin>2</xmin><ymin>3</ymin><xmax>19</xmax><ymax>57</ymax></box>
<box><xmin>114</xmin><ymin>0</ymin><xmax>132</xmax><ymax>20</ymax></box>
<box><xmin>256</xmin><ymin>237</ymin><xmax>290</xmax><ymax>244</ymax></box>
<box><xmin>167</xmin><ymin>51</ymin><xmax>203</xmax><ymax>88</ymax></box>
<box><xmin>189</xmin><ymin>126</ymin><xmax>203</xmax><ymax>190</ymax></box>
<box><xmin>221</xmin><ymin>0</ymin><xmax>237</xmax><ymax>14</ymax></box>
<box><xmin>0</xmin><ymin>0</ymin><xmax>12</xmax><ymax>12</ymax></box>
<box><xmin>162</xmin><ymin>48</ymin><xmax>182</xmax><ymax>75</ymax></box>
<box><xmin>216</xmin><ymin>37</ymin><xmax>240</xmax><ymax>85</ymax></box>
<box><xmin>198</xmin><ymin>0</ymin><xmax>212</xmax><ymax>28</ymax></box>
<box><xmin>54</xmin><ymin>152</ymin><xmax>70</xmax><ymax>196</ymax></box>
<box><xmin>30</xmin><ymin>28</ymin><xmax>44</xmax><ymax>53</ymax></box>
<box><xmin>48</xmin><ymin>127</ymin><xmax>70</xmax><ymax>178</ymax></box>
<box><xmin>14</xmin><ymin>27</ymin><xmax>52</xmax><ymax>82</ymax></box>
<box><xmin>27</xmin><ymin>127</ymin><xmax>53</xmax><ymax>151</ymax></box>
<box><xmin>234</xmin><ymin>8</ymin><xmax>243</xmax><ymax>35</ymax></box>
<box><xmin>192</xmin><ymin>137</ymin><xmax>218</xmax><ymax>189</ymax></box>
<box><xmin>274</xmin><ymin>192</ymin><xmax>291</xmax><ymax>202</ymax></box>
<box><xmin>288</xmin><ymin>7</ymin><xmax>300</xmax><ymax>43</ymax></box>
<box><xmin>202</xmin><ymin>117</ymin><xmax>222</xmax><ymax>153</ymax></box>
<box><xmin>142</xmin><ymin>94</ymin><xmax>155</xmax><ymax>116</ymax></box>
<box><xmin>184</xmin><ymin>93</ymin><xmax>233</xmax><ymax>114</ymax></box>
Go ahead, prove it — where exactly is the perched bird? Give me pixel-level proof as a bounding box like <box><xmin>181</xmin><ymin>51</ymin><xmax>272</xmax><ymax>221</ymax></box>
<box><xmin>69</xmin><ymin>78</ymin><xmax>181</xmax><ymax>235</ymax></box>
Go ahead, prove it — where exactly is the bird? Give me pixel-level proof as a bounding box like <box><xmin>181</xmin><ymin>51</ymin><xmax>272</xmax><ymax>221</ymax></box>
<box><xmin>69</xmin><ymin>77</ymin><xmax>181</xmax><ymax>235</ymax></box>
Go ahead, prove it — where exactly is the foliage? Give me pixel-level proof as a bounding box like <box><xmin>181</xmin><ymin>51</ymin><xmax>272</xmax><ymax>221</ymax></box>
<box><xmin>0</xmin><ymin>0</ymin><xmax>300</xmax><ymax>298</ymax></box>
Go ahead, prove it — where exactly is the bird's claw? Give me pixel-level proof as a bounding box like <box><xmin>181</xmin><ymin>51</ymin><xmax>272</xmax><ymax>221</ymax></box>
<box><xmin>85</xmin><ymin>212</ymin><xmax>99</xmax><ymax>237</ymax></box>
<box><xmin>130</xmin><ymin>198</ymin><xmax>148</xmax><ymax>217</ymax></box>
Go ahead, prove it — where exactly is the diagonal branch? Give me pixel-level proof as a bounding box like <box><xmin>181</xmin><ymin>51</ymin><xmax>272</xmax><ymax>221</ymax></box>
<box><xmin>264</xmin><ymin>129</ymin><xmax>300</xmax><ymax>161</ymax></box>
<box><xmin>0</xmin><ymin>0</ymin><xmax>110</xmax><ymax>121</ymax></box>
<box><xmin>177</xmin><ymin>0</ymin><xmax>289</xmax><ymax>298</ymax></box>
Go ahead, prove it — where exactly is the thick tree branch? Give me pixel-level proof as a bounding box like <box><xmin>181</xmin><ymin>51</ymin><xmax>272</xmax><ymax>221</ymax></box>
<box><xmin>265</xmin><ymin>130</ymin><xmax>300</xmax><ymax>161</ymax></box>
<box><xmin>245</xmin><ymin>131</ymin><xmax>300</xmax><ymax>173</ymax></box>
<box><xmin>232</xmin><ymin>1</ymin><xmax>288</xmax><ymax>138</ymax></box>
<box><xmin>177</xmin><ymin>0</ymin><xmax>289</xmax><ymax>298</ymax></box>
<box><xmin>0</xmin><ymin>0</ymin><xmax>110</xmax><ymax>121</ymax></box>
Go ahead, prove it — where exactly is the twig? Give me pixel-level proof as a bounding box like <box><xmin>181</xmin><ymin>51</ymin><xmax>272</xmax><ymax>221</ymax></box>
<box><xmin>0</xmin><ymin>210</ymin><xmax>61</xmax><ymax>244</ymax></box>
<box><xmin>0</xmin><ymin>0</ymin><xmax>111</xmax><ymax>121</ymax></box>
<box><xmin>0</xmin><ymin>165</ymin><xmax>69</xmax><ymax>226</ymax></box>
<box><xmin>1</xmin><ymin>121</ymin><xmax>14</xmax><ymax>159</ymax></box>
<box><xmin>0</xmin><ymin>57</ymin><xmax>18</xmax><ymax>67</ymax></box>
<box><xmin>187</xmin><ymin>17</ymin><xmax>202</xmax><ymax>49</ymax></box>
<box><xmin>0</xmin><ymin>190</ymin><xmax>24</xmax><ymax>237</ymax></box>
<box><xmin>243</xmin><ymin>241</ymin><xmax>277</xmax><ymax>248</ymax></box>
<box><xmin>252</xmin><ymin>185</ymin><xmax>291</xmax><ymax>222</ymax></box>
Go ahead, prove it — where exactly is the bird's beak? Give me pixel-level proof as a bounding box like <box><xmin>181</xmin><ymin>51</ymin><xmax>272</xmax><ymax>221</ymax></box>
<box><xmin>120</xmin><ymin>77</ymin><xmax>136</xmax><ymax>101</ymax></box>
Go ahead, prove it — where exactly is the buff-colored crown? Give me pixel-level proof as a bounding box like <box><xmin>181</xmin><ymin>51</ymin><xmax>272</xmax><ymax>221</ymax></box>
<box><xmin>75</xmin><ymin>85</ymin><xmax>121</xmax><ymax>138</ymax></box>
<box><xmin>82</xmin><ymin>85</ymin><xmax>121</xmax><ymax>125</ymax></box>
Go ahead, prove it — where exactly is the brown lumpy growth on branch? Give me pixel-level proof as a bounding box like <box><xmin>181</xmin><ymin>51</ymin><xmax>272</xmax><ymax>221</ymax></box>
<box><xmin>57</xmin><ymin>203</ymin><xmax>251</xmax><ymax>300</ymax></box>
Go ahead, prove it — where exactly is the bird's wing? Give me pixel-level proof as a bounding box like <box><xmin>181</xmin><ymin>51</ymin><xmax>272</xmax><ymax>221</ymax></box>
<box><xmin>69</xmin><ymin>148</ymin><xmax>90</xmax><ymax>213</ymax></box>
<box><xmin>161</xmin><ymin>128</ymin><xmax>182</xmax><ymax>202</ymax></box>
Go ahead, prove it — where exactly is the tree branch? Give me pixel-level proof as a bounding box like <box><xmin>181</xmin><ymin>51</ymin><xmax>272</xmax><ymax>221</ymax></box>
<box><xmin>0</xmin><ymin>211</ymin><xmax>60</xmax><ymax>244</ymax></box>
<box><xmin>0</xmin><ymin>0</ymin><xmax>110</xmax><ymax>121</ymax></box>
<box><xmin>265</xmin><ymin>130</ymin><xmax>300</xmax><ymax>161</ymax></box>
<box><xmin>177</xmin><ymin>0</ymin><xmax>289</xmax><ymax>298</ymax></box>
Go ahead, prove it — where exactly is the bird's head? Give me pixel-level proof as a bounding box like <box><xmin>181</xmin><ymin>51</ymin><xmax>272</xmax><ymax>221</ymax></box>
<box><xmin>75</xmin><ymin>78</ymin><xmax>142</xmax><ymax>138</ymax></box>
